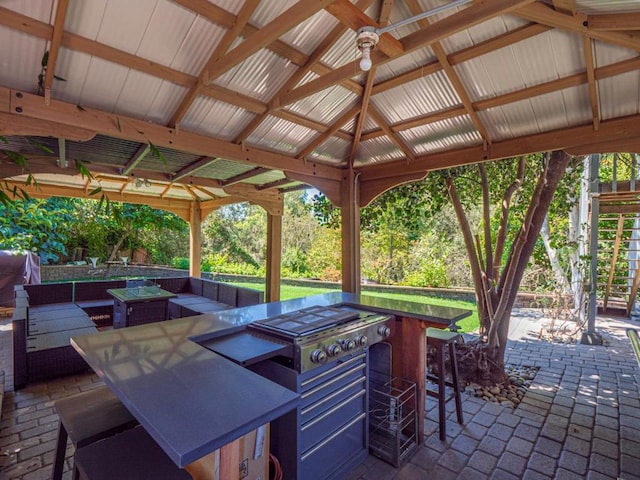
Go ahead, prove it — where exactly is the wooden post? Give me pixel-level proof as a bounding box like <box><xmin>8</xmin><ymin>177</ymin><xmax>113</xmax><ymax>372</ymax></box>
<box><xmin>189</xmin><ymin>201</ymin><xmax>202</xmax><ymax>278</ymax></box>
<box><xmin>266</xmin><ymin>213</ymin><xmax>282</xmax><ymax>302</ymax></box>
<box><xmin>341</xmin><ymin>168</ymin><xmax>361</xmax><ymax>294</ymax></box>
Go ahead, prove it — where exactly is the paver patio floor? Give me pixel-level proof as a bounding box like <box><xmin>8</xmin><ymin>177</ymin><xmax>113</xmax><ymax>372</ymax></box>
<box><xmin>1</xmin><ymin>311</ymin><xmax>639</xmax><ymax>479</ymax></box>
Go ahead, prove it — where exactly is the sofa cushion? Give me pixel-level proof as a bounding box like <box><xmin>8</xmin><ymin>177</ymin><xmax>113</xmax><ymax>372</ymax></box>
<box><xmin>154</xmin><ymin>277</ymin><xmax>189</xmax><ymax>294</ymax></box>
<box><xmin>202</xmin><ymin>281</ymin><xmax>218</xmax><ymax>301</ymax></box>
<box><xmin>217</xmin><ymin>284</ymin><xmax>237</xmax><ymax>307</ymax></box>
<box><xmin>237</xmin><ymin>288</ymin><xmax>263</xmax><ymax>307</ymax></box>
<box><xmin>75</xmin><ymin>280</ymin><xmax>126</xmax><ymax>301</ymax></box>
<box><xmin>24</xmin><ymin>283</ymin><xmax>73</xmax><ymax>306</ymax></box>
<box><xmin>189</xmin><ymin>277</ymin><xmax>204</xmax><ymax>296</ymax></box>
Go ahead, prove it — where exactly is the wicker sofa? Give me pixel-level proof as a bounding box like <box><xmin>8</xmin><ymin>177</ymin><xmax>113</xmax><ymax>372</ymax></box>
<box><xmin>155</xmin><ymin>276</ymin><xmax>264</xmax><ymax>319</ymax></box>
<box><xmin>12</xmin><ymin>277</ymin><xmax>264</xmax><ymax>389</ymax></box>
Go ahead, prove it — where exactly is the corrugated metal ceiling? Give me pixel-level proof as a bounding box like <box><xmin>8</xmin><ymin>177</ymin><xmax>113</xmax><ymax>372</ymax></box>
<box><xmin>1</xmin><ymin>0</ymin><xmax>640</xmax><ymax>205</ymax></box>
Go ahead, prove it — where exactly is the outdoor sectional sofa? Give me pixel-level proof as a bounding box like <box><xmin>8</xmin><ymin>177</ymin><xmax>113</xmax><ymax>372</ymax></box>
<box><xmin>12</xmin><ymin>276</ymin><xmax>263</xmax><ymax>389</ymax></box>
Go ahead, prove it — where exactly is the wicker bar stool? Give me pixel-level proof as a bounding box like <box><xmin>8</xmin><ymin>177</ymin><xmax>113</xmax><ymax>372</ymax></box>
<box><xmin>52</xmin><ymin>386</ymin><xmax>138</xmax><ymax>480</ymax></box>
<box><xmin>74</xmin><ymin>426</ymin><xmax>191</xmax><ymax>480</ymax></box>
<box><xmin>425</xmin><ymin>327</ymin><xmax>464</xmax><ymax>441</ymax></box>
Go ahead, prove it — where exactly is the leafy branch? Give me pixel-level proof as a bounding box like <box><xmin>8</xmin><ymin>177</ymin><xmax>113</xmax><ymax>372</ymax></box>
<box><xmin>37</xmin><ymin>51</ymin><xmax>66</xmax><ymax>95</ymax></box>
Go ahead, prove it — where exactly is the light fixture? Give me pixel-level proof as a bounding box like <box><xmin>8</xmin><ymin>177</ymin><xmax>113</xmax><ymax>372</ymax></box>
<box><xmin>356</xmin><ymin>27</ymin><xmax>379</xmax><ymax>72</ymax></box>
<box><xmin>355</xmin><ymin>0</ymin><xmax>473</xmax><ymax>71</ymax></box>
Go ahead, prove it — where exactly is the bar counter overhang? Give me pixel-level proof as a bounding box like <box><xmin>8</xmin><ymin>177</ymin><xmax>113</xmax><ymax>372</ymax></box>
<box><xmin>71</xmin><ymin>292</ymin><xmax>470</xmax><ymax>475</ymax></box>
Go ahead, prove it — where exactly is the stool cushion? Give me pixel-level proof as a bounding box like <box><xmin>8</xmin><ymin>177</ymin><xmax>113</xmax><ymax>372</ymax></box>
<box><xmin>55</xmin><ymin>386</ymin><xmax>137</xmax><ymax>446</ymax></box>
<box><xmin>74</xmin><ymin>426</ymin><xmax>191</xmax><ymax>480</ymax></box>
<box><xmin>426</xmin><ymin>327</ymin><xmax>461</xmax><ymax>343</ymax></box>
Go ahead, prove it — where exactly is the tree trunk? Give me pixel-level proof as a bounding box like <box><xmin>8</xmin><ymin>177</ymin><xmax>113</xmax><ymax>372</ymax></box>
<box><xmin>541</xmin><ymin>214</ymin><xmax>571</xmax><ymax>293</ymax></box>
<box><xmin>451</xmin><ymin>151</ymin><xmax>573</xmax><ymax>387</ymax></box>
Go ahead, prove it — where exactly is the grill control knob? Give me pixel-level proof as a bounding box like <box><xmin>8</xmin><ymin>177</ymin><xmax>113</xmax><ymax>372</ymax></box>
<box><xmin>325</xmin><ymin>344</ymin><xmax>342</xmax><ymax>357</ymax></box>
<box><xmin>340</xmin><ymin>339</ymin><xmax>356</xmax><ymax>351</ymax></box>
<box><xmin>310</xmin><ymin>349</ymin><xmax>327</xmax><ymax>364</ymax></box>
<box><xmin>354</xmin><ymin>335</ymin><xmax>368</xmax><ymax>347</ymax></box>
<box><xmin>377</xmin><ymin>325</ymin><xmax>391</xmax><ymax>338</ymax></box>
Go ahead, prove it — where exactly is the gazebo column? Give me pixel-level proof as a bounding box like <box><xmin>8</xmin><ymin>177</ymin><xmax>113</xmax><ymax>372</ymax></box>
<box><xmin>341</xmin><ymin>169</ymin><xmax>361</xmax><ymax>294</ymax></box>
<box><xmin>189</xmin><ymin>201</ymin><xmax>202</xmax><ymax>278</ymax></box>
<box><xmin>266</xmin><ymin>213</ymin><xmax>282</xmax><ymax>302</ymax></box>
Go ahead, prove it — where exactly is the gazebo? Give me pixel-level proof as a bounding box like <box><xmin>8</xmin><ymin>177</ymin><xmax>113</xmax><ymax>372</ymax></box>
<box><xmin>2</xmin><ymin>0</ymin><xmax>640</xmax><ymax>302</ymax></box>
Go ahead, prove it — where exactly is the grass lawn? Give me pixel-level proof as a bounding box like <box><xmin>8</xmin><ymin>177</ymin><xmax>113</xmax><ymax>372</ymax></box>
<box><xmin>230</xmin><ymin>282</ymin><xmax>479</xmax><ymax>333</ymax></box>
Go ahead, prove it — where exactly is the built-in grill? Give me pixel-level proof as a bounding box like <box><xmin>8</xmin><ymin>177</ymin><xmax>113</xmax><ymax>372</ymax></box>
<box><xmin>199</xmin><ymin>304</ymin><xmax>394</xmax><ymax>480</ymax></box>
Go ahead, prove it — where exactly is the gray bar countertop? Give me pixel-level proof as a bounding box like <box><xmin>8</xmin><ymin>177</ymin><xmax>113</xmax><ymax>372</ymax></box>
<box><xmin>71</xmin><ymin>292</ymin><xmax>471</xmax><ymax>468</ymax></box>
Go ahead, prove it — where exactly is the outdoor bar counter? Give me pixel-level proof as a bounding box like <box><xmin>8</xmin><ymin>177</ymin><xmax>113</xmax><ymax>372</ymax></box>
<box><xmin>71</xmin><ymin>292</ymin><xmax>470</xmax><ymax>479</ymax></box>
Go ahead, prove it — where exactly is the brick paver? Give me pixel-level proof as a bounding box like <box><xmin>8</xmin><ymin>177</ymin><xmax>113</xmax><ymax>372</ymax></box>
<box><xmin>1</xmin><ymin>312</ymin><xmax>639</xmax><ymax>479</ymax></box>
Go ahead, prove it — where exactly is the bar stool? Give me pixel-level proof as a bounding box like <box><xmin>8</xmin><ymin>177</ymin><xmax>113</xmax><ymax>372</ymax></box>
<box><xmin>74</xmin><ymin>426</ymin><xmax>191</xmax><ymax>480</ymax></box>
<box><xmin>425</xmin><ymin>327</ymin><xmax>464</xmax><ymax>441</ymax></box>
<box><xmin>52</xmin><ymin>386</ymin><xmax>139</xmax><ymax>480</ymax></box>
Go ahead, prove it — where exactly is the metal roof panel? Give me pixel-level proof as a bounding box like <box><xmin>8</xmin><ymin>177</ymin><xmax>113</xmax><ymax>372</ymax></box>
<box><xmin>371</xmin><ymin>70</ymin><xmax>460</xmax><ymax>124</ymax></box>
<box><xmin>285</xmin><ymin>86</ymin><xmax>358</xmax><ymax>124</ymax></box>
<box><xmin>249</xmin><ymin>116</ymin><xmax>317</xmax><ymax>155</ymax></box>
<box><xmin>401</xmin><ymin>116</ymin><xmax>482</xmax><ymax>155</ymax></box>
<box><xmin>181</xmin><ymin>96</ymin><xmax>256</xmax><ymax>141</ymax></box>
<box><xmin>0</xmin><ymin>27</ymin><xmax>47</xmax><ymax>93</ymax></box>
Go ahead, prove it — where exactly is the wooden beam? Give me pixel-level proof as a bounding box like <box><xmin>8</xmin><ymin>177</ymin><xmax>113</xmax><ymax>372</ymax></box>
<box><xmin>205</xmin><ymin>0</ymin><xmax>336</xmax><ymax>84</ymax></box>
<box><xmin>378</xmin><ymin>0</ymin><xmax>394</xmax><ymax>26</ymax></box>
<box><xmin>0</xmin><ymin>111</ymin><xmax>95</xmax><ymax>141</ymax></box>
<box><xmin>516</xmin><ymin>2</ymin><xmax>640</xmax><ymax>52</ymax></box>
<box><xmin>121</xmin><ymin>144</ymin><xmax>150</xmax><ymax>176</ymax></box>
<box><xmin>583</xmin><ymin>36</ymin><xmax>600</xmax><ymax>131</ymax></box>
<box><xmin>281</xmin><ymin>0</ymin><xmax>536</xmax><ymax>107</ymax></box>
<box><xmin>223</xmin><ymin>183</ymin><xmax>284</xmax><ymax>215</ymax></box>
<box><xmin>349</xmin><ymin>70</ymin><xmax>376</xmax><ymax>166</ymax></box>
<box><xmin>1</xmin><ymin>86</ymin><xmax>343</xmax><ymax>181</ymax></box>
<box><xmin>220</xmin><ymin>167</ymin><xmax>270</xmax><ymax>187</ymax></box>
<box><xmin>359</xmin><ymin>171</ymin><xmax>427</xmax><ymax>206</ymax></box>
<box><xmin>3</xmin><ymin>180</ymin><xmax>192</xmax><ymax>220</ymax></box>
<box><xmin>43</xmin><ymin>0</ymin><xmax>69</xmax><ymax>105</ymax></box>
<box><xmin>367</xmin><ymin>107</ymin><xmax>415</xmax><ymax>162</ymax></box>
<box><xmin>170</xmin><ymin>0</ymin><xmax>260</xmax><ymax>128</ymax></box>
<box><xmin>189</xmin><ymin>201</ymin><xmax>203</xmax><ymax>277</ymax></box>
<box><xmin>296</xmin><ymin>103</ymin><xmax>360</xmax><ymax>160</ymax></box>
<box><xmin>256</xmin><ymin>178</ymin><xmax>293</xmax><ymax>191</ymax></box>
<box><xmin>405</xmin><ymin>0</ymin><xmax>490</xmax><ymax>145</ymax></box>
<box><xmin>552</xmin><ymin>0</ymin><xmax>576</xmax><ymax>16</ymax></box>
<box><xmin>234</xmin><ymin>0</ymin><xmax>374</xmax><ymax>143</ymax></box>
<box><xmin>325</xmin><ymin>0</ymin><xmax>404</xmax><ymax>57</ymax></box>
<box><xmin>172</xmin><ymin>156</ymin><xmax>216</xmax><ymax>182</ymax></box>
<box><xmin>587</xmin><ymin>13</ymin><xmax>640</xmax><ymax>31</ymax></box>
<box><xmin>266</xmin><ymin>213</ymin><xmax>282</xmax><ymax>302</ymax></box>
<box><xmin>359</xmin><ymin>114</ymin><xmax>640</xmax><ymax>180</ymax></box>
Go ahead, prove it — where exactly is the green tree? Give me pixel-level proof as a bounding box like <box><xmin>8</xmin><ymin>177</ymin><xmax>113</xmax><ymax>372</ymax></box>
<box><xmin>440</xmin><ymin>151</ymin><xmax>574</xmax><ymax>384</ymax></box>
<box><xmin>0</xmin><ymin>197</ymin><xmax>78</xmax><ymax>263</ymax></box>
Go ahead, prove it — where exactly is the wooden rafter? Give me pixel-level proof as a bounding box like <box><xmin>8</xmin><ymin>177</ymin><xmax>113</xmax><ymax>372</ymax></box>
<box><xmin>1</xmin><ymin>87</ymin><xmax>343</xmax><ymax>181</ymax></box>
<box><xmin>325</xmin><ymin>0</ymin><xmax>404</xmax><ymax>57</ymax></box>
<box><xmin>172</xmin><ymin>156</ymin><xmax>216</xmax><ymax>182</ymax></box>
<box><xmin>516</xmin><ymin>2</ymin><xmax>640</xmax><ymax>52</ymax></box>
<box><xmin>278</xmin><ymin>0</ymin><xmax>536</xmax><ymax>108</ymax></box>
<box><xmin>220</xmin><ymin>167</ymin><xmax>270</xmax><ymax>187</ymax></box>
<box><xmin>359</xmin><ymin>114</ymin><xmax>640</xmax><ymax>181</ymax></box>
<box><xmin>256</xmin><ymin>178</ymin><xmax>293</xmax><ymax>191</ymax></box>
<box><xmin>203</xmin><ymin>0</ymin><xmax>336</xmax><ymax>85</ymax></box>
<box><xmin>169</xmin><ymin>0</ymin><xmax>260</xmax><ymax>128</ymax></box>
<box><xmin>367</xmin><ymin>107</ymin><xmax>415</xmax><ymax>162</ymax></box>
<box><xmin>362</xmin><ymin>53</ymin><xmax>640</xmax><ymax>141</ymax></box>
<box><xmin>234</xmin><ymin>0</ymin><xmax>373</xmax><ymax>144</ymax></box>
<box><xmin>583</xmin><ymin>36</ymin><xmax>600</xmax><ymax>131</ymax></box>
<box><xmin>377</xmin><ymin>0</ymin><xmax>394</xmax><ymax>26</ymax></box>
<box><xmin>587</xmin><ymin>13</ymin><xmax>640</xmax><ymax>31</ymax></box>
<box><xmin>43</xmin><ymin>0</ymin><xmax>69</xmax><ymax>105</ymax></box>
<box><xmin>349</xmin><ymin>70</ymin><xmax>376</xmax><ymax>167</ymax></box>
<box><xmin>405</xmin><ymin>0</ymin><xmax>491</xmax><ymax>146</ymax></box>
<box><xmin>551</xmin><ymin>0</ymin><xmax>576</xmax><ymax>16</ymax></box>
<box><xmin>122</xmin><ymin>144</ymin><xmax>150</xmax><ymax>176</ymax></box>
<box><xmin>296</xmin><ymin>103</ymin><xmax>361</xmax><ymax>160</ymax></box>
